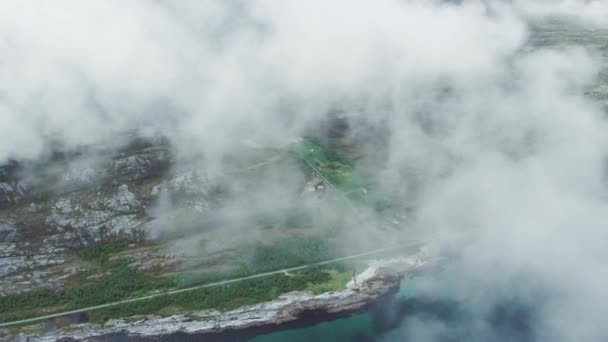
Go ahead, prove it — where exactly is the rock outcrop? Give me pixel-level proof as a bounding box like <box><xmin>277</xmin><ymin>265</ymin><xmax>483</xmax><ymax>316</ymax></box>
<box><xmin>0</xmin><ymin>139</ymin><xmax>173</xmax><ymax>296</ymax></box>
<box><xmin>19</xmin><ymin>256</ymin><xmax>432</xmax><ymax>342</ymax></box>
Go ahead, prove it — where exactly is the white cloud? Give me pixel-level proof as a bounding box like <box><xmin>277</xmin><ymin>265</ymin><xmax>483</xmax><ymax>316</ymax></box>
<box><xmin>1</xmin><ymin>1</ymin><xmax>607</xmax><ymax>340</ymax></box>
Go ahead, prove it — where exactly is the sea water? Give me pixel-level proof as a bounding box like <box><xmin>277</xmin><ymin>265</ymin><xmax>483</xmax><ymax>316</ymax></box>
<box><xmin>251</xmin><ymin>277</ymin><xmax>417</xmax><ymax>342</ymax></box>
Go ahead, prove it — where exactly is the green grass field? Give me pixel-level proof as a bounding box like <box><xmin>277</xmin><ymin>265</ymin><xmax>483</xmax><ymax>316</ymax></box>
<box><xmin>290</xmin><ymin>139</ymin><xmax>368</xmax><ymax>194</ymax></box>
<box><xmin>290</xmin><ymin>139</ymin><xmax>397</xmax><ymax>214</ymax></box>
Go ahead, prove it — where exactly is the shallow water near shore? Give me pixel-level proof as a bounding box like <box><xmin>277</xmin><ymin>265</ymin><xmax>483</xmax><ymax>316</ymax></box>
<box><xmin>250</xmin><ymin>277</ymin><xmax>418</xmax><ymax>342</ymax></box>
<box><xmin>250</xmin><ymin>267</ymin><xmax>538</xmax><ymax>342</ymax></box>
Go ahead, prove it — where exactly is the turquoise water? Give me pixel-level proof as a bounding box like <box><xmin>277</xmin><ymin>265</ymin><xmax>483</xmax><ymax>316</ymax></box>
<box><xmin>397</xmin><ymin>276</ymin><xmax>416</xmax><ymax>299</ymax></box>
<box><xmin>251</xmin><ymin>313</ymin><xmax>374</xmax><ymax>342</ymax></box>
<box><xmin>251</xmin><ymin>277</ymin><xmax>415</xmax><ymax>342</ymax></box>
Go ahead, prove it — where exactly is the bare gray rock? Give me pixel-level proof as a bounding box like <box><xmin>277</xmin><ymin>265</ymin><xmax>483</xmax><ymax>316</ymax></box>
<box><xmin>25</xmin><ymin>263</ymin><xmax>403</xmax><ymax>342</ymax></box>
<box><xmin>0</xmin><ymin>221</ymin><xmax>16</xmax><ymax>242</ymax></box>
<box><xmin>0</xmin><ymin>182</ymin><xmax>27</xmax><ymax>208</ymax></box>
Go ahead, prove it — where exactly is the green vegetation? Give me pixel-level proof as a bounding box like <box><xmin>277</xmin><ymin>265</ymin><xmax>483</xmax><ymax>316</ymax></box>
<box><xmin>78</xmin><ymin>241</ymin><xmax>130</xmax><ymax>263</ymax></box>
<box><xmin>288</xmin><ymin>139</ymin><xmax>397</xmax><ymax>213</ymax></box>
<box><xmin>66</xmin><ymin>259</ymin><xmax>174</xmax><ymax>307</ymax></box>
<box><xmin>245</xmin><ymin>237</ymin><xmax>336</xmax><ymax>272</ymax></box>
<box><xmin>0</xmin><ymin>244</ymin><xmax>174</xmax><ymax>323</ymax></box>
<box><xmin>88</xmin><ymin>267</ymin><xmax>333</xmax><ymax>323</ymax></box>
<box><xmin>176</xmin><ymin>237</ymin><xmax>336</xmax><ymax>288</ymax></box>
<box><xmin>176</xmin><ymin>268</ymin><xmax>249</xmax><ymax>288</ymax></box>
<box><xmin>0</xmin><ymin>263</ymin><xmax>343</xmax><ymax>324</ymax></box>
<box><xmin>255</xmin><ymin>208</ymin><xmax>314</xmax><ymax>230</ymax></box>
<box><xmin>0</xmin><ymin>289</ymin><xmax>65</xmax><ymax>314</ymax></box>
<box><xmin>1</xmin><ymin>140</ymin><xmax>404</xmax><ymax>327</ymax></box>
<box><xmin>290</xmin><ymin>140</ymin><xmax>368</xmax><ymax>196</ymax></box>
<box><xmin>307</xmin><ymin>269</ymin><xmax>352</xmax><ymax>295</ymax></box>
<box><xmin>0</xmin><ymin>232</ymin><xmax>415</xmax><ymax>326</ymax></box>
<box><xmin>0</xmin><ymin>237</ymin><xmax>353</xmax><ymax>324</ymax></box>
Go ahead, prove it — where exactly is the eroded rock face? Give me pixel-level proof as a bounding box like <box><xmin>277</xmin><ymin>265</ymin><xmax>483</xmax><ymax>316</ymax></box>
<box><xmin>0</xmin><ymin>221</ymin><xmax>16</xmax><ymax>242</ymax></box>
<box><xmin>19</xmin><ymin>259</ymin><xmax>426</xmax><ymax>342</ymax></box>
<box><xmin>0</xmin><ymin>136</ymin><xmax>273</xmax><ymax>297</ymax></box>
<box><xmin>43</xmin><ymin>184</ymin><xmax>144</xmax><ymax>246</ymax></box>
<box><xmin>0</xmin><ymin>180</ymin><xmax>32</xmax><ymax>210</ymax></box>
<box><xmin>0</xmin><ymin>162</ymin><xmax>28</xmax><ymax>209</ymax></box>
<box><xmin>0</xmin><ymin>139</ymin><xmax>176</xmax><ymax>296</ymax></box>
<box><xmin>111</xmin><ymin>149</ymin><xmax>171</xmax><ymax>184</ymax></box>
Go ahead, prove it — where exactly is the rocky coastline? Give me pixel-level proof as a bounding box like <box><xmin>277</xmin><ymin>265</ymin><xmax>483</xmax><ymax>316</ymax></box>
<box><xmin>0</xmin><ymin>138</ymin><xmax>435</xmax><ymax>342</ymax></box>
<box><xmin>13</xmin><ymin>255</ymin><xmax>432</xmax><ymax>342</ymax></box>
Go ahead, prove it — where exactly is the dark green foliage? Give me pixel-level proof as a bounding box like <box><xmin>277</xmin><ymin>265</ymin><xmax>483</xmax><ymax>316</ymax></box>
<box><xmin>176</xmin><ymin>269</ymin><xmax>250</xmax><ymax>288</ymax></box>
<box><xmin>0</xmin><ymin>247</ymin><xmax>174</xmax><ymax>323</ymax></box>
<box><xmin>290</xmin><ymin>139</ymin><xmax>401</xmax><ymax>215</ymax></box>
<box><xmin>290</xmin><ymin>139</ymin><xmax>367</xmax><ymax>190</ymax></box>
<box><xmin>255</xmin><ymin>208</ymin><xmax>314</xmax><ymax>230</ymax></box>
<box><xmin>176</xmin><ymin>237</ymin><xmax>335</xmax><ymax>288</ymax></box>
<box><xmin>78</xmin><ymin>241</ymin><xmax>129</xmax><ymax>263</ymax></box>
<box><xmin>0</xmin><ymin>235</ymin><xmax>343</xmax><ymax>324</ymax></box>
<box><xmin>0</xmin><ymin>266</ymin><xmax>338</xmax><ymax>323</ymax></box>
<box><xmin>89</xmin><ymin>267</ymin><xmax>333</xmax><ymax>323</ymax></box>
<box><xmin>65</xmin><ymin>260</ymin><xmax>173</xmax><ymax>307</ymax></box>
<box><xmin>0</xmin><ymin>289</ymin><xmax>65</xmax><ymax>314</ymax></box>
<box><xmin>1</xmin><ymin>140</ymin><xmax>412</xmax><ymax>327</ymax></box>
<box><xmin>246</xmin><ymin>237</ymin><xmax>334</xmax><ymax>272</ymax></box>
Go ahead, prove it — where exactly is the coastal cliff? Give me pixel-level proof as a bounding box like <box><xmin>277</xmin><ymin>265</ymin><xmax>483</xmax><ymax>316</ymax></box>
<box><xmin>17</xmin><ymin>256</ymin><xmax>431</xmax><ymax>342</ymax></box>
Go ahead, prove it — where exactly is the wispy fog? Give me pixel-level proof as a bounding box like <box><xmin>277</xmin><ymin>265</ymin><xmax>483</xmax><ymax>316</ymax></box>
<box><xmin>2</xmin><ymin>0</ymin><xmax>607</xmax><ymax>340</ymax></box>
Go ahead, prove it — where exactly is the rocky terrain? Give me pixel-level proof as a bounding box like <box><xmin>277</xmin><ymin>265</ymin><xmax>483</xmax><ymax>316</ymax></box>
<box><xmin>13</xmin><ymin>253</ymin><xmax>433</xmax><ymax>342</ymax></box>
<box><xmin>0</xmin><ymin>134</ymin><xmax>331</xmax><ymax>297</ymax></box>
<box><xmin>0</xmin><ymin>137</ymin><xmax>175</xmax><ymax>296</ymax></box>
<box><xmin>1</xmin><ymin>129</ymin><xmax>402</xmax><ymax>341</ymax></box>
<box><xmin>0</xmin><ymin>19</ymin><xmax>606</xmax><ymax>342</ymax></box>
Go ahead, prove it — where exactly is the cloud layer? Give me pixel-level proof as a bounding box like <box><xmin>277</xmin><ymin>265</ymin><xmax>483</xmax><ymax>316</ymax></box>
<box><xmin>1</xmin><ymin>1</ymin><xmax>607</xmax><ymax>340</ymax></box>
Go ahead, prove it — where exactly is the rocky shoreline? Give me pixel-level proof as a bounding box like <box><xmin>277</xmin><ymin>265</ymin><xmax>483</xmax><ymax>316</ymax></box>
<box><xmin>13</xmin><ymin>254</ymin><xmax>432</xmax><ymax>342</ymax></box>
<box><xmin>0</xmin><ymin>137</ymin><xmax>436</xmax><ymax>342</ymax></box>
